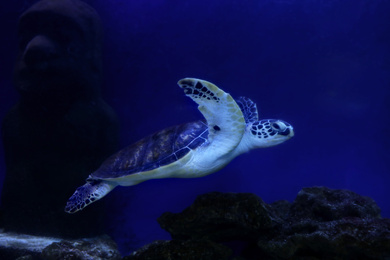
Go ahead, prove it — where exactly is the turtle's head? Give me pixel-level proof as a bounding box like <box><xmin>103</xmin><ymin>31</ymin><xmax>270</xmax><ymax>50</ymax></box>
<box><xmin>244</xmin><ymin>119</ymin><xmax>294</xmax><ymax>149</ymax></box>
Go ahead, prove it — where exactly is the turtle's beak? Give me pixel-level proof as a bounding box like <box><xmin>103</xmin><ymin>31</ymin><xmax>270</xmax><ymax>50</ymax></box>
<box><xmin>280</xmin><ymin>127</ymin><xmax>292</xmax><ymax>137</ymax></box>
<box><xmin>285</xmin><ymin>127</ymin><xmax>294</xmax><ymax>138</ymax></box>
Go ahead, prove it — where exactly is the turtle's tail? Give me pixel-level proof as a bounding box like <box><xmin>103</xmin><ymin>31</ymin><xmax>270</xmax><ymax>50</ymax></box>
<box><xmin>65</xmin><ymin>179</ymin><xmax>116</xmax><ymax>214</ymax></box>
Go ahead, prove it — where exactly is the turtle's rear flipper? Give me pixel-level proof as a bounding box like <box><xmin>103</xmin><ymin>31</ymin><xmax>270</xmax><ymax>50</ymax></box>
<box><xmin>65</xmin><ymin>180</ymin><xmax>116</xmax><ymax>213</ymax></box>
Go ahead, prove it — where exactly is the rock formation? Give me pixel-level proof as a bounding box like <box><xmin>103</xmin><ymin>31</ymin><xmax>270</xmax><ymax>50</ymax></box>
<box><xmin>127</xmin><ymin>187</ymin><xmax>390</xmax><ymax>260</ymax></box>
<box><xmin>1</xmin><ymin>187</ymin><xmax>388</xmax><ymax>259</ymax></box>
<box><xmin>0</xmin><ymin>232</ymin><xmax>121</xmax><ymax>260</ymax></box>
<box><xmin>1</xmin><ymin>0</ymin><xmax>119</xmax><ymax>238</ymax></box>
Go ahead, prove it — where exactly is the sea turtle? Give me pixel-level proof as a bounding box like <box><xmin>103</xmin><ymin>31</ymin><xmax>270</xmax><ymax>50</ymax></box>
<box><xmin>65</xmin><ymin>78</ymin><xmax>294</xmax><ymax>213</ymax></box>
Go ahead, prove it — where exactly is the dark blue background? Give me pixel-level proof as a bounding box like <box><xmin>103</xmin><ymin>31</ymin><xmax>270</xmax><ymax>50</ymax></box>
<box><xmin>1</xmin><ymin>0</ymin><xmax>389</xmax><ymax>255</ymax></box>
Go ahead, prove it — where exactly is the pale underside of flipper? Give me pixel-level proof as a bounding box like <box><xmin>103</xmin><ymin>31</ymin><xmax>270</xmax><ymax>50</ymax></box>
<box><xmin>177</xmin><ymin>78</ymin><xmax>246</xmax><ymax>154</ymax></box>
<box><xmin>236</xmin><ymin>96</ymin><xmax>259</xmax><ymax>124</ymax></box>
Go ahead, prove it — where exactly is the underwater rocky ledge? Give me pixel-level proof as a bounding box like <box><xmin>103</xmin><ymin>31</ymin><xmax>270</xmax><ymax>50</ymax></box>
<box><xmin>128</xmin><ymin>186</ymin><xmax>390</xmax><ymax>260</ymax></box>
<box><xmin>1</xmin><ymin>186</ymin><xmax>389</xmax><ymax>260</ymax></box>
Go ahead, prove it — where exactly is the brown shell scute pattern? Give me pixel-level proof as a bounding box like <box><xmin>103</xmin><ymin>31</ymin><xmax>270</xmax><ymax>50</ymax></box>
<box><xmin>93</xmin><ymin>120</ymin><xmax>209</xmax><ymax>179</ymax></box>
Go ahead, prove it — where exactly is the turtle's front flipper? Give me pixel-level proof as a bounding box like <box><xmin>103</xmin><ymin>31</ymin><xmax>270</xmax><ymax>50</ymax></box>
<box><xmin>178</xmin><ymin>78</ymin><xmax>246</xmax><ymax>154</ymax></box>
<box><xmin>65</xmin><ymin>180</ymin><xmax>116</xmax><ymax>213</ymax></box>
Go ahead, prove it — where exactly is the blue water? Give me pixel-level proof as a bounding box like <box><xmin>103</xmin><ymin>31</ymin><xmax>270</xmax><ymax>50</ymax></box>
<box><xmin>1</xmin><ymin>0</ymin><xmax>389</xmax><ymax>255</ymax></box>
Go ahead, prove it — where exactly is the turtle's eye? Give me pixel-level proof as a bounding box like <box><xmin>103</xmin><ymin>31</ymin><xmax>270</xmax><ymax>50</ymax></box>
<box><xmin>272</xmin><ymin>122</ymin><xmax>281</xmax><ymax>130</ymax></box>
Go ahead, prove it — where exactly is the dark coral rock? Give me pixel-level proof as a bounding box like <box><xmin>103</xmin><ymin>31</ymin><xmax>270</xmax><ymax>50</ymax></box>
<box><xmin>256</xmin><ymin>217</ymin><xmax>390</xmax><ymax>260</ymax></box>
<box><xmin>41</xmin><ymin>235</ymin><xmax>121</xmax><ymax>260</ymax></box>
<box><xmin>15</xmin><ymin>256</ymin><xmax>35</xmax><ymax>260</ymax></box>
<box><xmin>152</xmin><ymin>187</ymin><xmax>390</xmax><ymax>260</ymax></box>
<box><xmin>158</xmin><ymin>192</ymin><xmax>280</xmax><ymax>241</ymax></box>
<box><xmin>124</xmin><ymin>240</ymin><xmax>232</xmax><ymax>260</ymax></box>
<box><xmin>253</xmin><ymin>187</ymin><xmax>390</xmax><ymax>260</ymax></box>
<box><xmin>289</xmin><ymin>187</ymin><xmax>381</xmax><ymax>221</ymax></box>
<box><xmin>269</xmin><ymin>200</ymin><xmax>291</xmax><ymax>221</ymax></box>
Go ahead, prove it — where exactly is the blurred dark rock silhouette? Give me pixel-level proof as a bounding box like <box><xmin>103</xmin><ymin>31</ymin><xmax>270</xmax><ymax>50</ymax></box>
<box><xmin>131</xmin><ymin>187</ymin><xmax>390</xmax><ymax>260</ymax></box>
<box><xmin>124</xmin><ymin>240</ymin><xmax>232</xmax><ymax>260</ymax></box>
<box><xmin>1</xmin><ymin>0</ymin><xmax>119</xmax><ymax>238</ymax></box>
